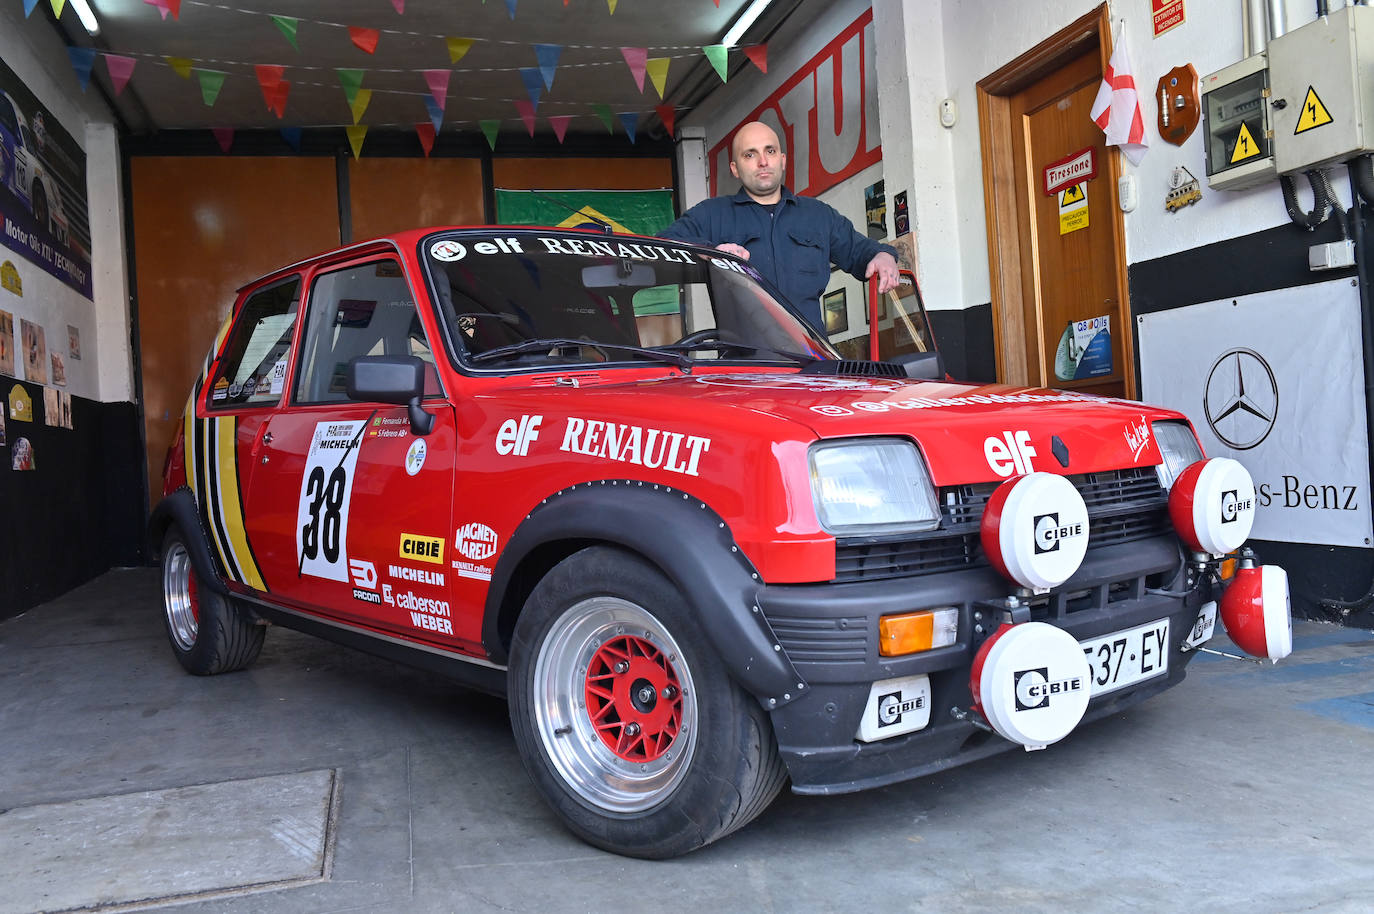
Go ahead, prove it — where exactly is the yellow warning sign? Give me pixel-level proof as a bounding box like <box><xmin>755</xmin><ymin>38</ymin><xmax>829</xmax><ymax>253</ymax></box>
<box><xmin>1294</xmin><ymin>86</ymin><xmax>1334</xmax><ymax>134</ymax></box>
<box><xmin>1230</xmin><ymin>122</ymin><xmax>1262</xmax><ymax>164</ymax></box>
<box><xmin>1058</xmin><ymin>182</ymin><xmax>1088</xmax><ymax>235</ymax></box>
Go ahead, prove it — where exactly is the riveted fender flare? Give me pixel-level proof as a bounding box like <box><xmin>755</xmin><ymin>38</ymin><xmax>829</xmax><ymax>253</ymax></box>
<box><xmin>483</xmin><ymin>480</ymin><xmax>807</xmax><ymax>708</ymax></box>
<box><xmin>147</xmin><ymin>487</ymin><xmax>230</xmax><ymax>597</ymax></box>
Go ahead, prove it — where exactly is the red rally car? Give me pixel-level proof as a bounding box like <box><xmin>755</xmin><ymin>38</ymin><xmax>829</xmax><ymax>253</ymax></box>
<box><xmin>151</xmin><ymin>226</ymin><xmax>1292</xmax><ymax>859</ymax></box>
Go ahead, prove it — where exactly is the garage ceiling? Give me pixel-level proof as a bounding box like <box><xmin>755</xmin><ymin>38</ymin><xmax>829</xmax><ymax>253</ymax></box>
<box><xmin>35</xmin><ymin>0</ymin><xmax>794</xmax><ymax>141</ymax></box>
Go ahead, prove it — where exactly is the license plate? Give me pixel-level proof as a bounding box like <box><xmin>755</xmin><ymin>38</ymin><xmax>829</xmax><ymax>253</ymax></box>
<box><xmin>1079</xmin><ymin>619</ymin><xmax>1170</xmax><ymax>697</ymax></box>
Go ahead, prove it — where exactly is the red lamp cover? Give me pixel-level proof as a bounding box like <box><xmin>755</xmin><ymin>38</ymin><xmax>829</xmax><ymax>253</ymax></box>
<box><xmin>1219</xmin><ymin>564</ymin><xmax>1292</xmax><ymax>661</ymax></box>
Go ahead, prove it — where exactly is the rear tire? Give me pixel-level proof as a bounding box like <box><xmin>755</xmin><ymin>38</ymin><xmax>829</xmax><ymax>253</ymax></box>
<box><xmin>509</xmin><ymin>545</ymin><xmax>787</xmax><ymax>858</ymax></box>
<box><xmin>161</xmin><ymin>526</ymin><xmax>264</xmax><ymax>675</ymax></box>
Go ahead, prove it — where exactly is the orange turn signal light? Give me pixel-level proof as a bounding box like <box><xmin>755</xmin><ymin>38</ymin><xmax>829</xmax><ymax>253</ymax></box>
<box><xmin>1218</xmin><ymin>556</ymin><xmax>1238</xmax><ymax>581</ymax></box>
<box><xmin>879</xmin><ymin>608</ymin><xmax>958</xmax><ymax>657</ymax></box>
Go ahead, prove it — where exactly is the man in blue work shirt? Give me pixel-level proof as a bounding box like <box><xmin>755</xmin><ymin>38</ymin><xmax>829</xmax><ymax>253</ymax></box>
<box><xmin>660</xmin><ymin>120</ymin><xmax>900</xmax><ymax>333</ymax></box>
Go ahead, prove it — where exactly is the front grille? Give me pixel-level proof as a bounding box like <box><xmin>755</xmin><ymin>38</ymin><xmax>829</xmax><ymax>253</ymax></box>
<box><xmin>832</xmin><ymin>467</ymin><xmax>1170</xmax><ymax>583</ymax></box>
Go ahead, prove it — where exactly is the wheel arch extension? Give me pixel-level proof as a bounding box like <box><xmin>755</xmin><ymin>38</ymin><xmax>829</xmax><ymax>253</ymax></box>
<box><xmin>147</xmin><ymin>488</ymin><xmax>230</xmax><ymax>597</ymax></box>
<box><xmin>482</xmin><ymin>480</ymin><xmax>807</xmax><ymax>708</ymax></box>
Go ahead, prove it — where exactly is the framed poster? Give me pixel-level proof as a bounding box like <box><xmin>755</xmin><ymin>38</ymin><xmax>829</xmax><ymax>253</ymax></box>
<box><xmin>823</xmin><ymin>288</ymin><xmax>848</xmax><ymax>335</ymax></box>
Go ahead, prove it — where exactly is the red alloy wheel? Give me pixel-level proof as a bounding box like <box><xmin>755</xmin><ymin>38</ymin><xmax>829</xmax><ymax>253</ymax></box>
<box><xmin>584</xmin><ymin>634</ymin><xmax>683</xmax><ymax>762</ymax></box>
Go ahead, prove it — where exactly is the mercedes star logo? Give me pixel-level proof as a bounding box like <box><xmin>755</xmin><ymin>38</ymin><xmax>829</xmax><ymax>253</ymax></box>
<box><xmin>1203</xmin><ymin>348</ymin><xmax>1278</xmax><ymax>450</ymax></box>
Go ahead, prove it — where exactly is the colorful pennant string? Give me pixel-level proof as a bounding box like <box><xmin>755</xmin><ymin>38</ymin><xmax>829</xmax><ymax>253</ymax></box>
<box><xmin>391</xmin><ymin>0</ymin><xmax>405</xmax><ymax>13</ymax></box>
<box><xmin>195</xmin><ymin>69</ymin><xmax>227</xmax><ymax>105</ymax></box>
<box><xmin>620</xmin><ymin>47</ymin><xmax>647</xmax><ymax>93</ymax></box>
<box><xmin>212</xmin><ymin>127</ymin><xmax>234</xmax><ymax>153</ymax></box>
<box><xmin>480</xmin><ymin>119</ymin><xmax>500</xmax><ymax>150</ymax></box>
<box><xmin>547</xmin><ymin>114</ymin><xmax>572</xmax><ymax>143</ymax></box>
<box><xmin>744</xmin><ymin>44</ymin><xmax>768</xmax><ymax>74</ymax></box>
<box><xmin>534</xmin><ymin>44</ymin><xmax>561</xmax><ymax>91</ymax></box>
<box><xmin>349</xmin><ymin>27</ymin><xmax>380</xmax><ymax>55</ymax></box>
<box><xmin>66</xmin><ymin>47</ymin><xmax>96</xmax><ymax>92</ymax></box>
<box><xmin>415</xmin><ymin>122</ymin><xmax>436</xmax><ymax>156</ymax></box>
<box><xmin>23</xmin><ymin>0</ymin><xmax>41</xmax><ymax>18</ymax></box>
<box><xmin>103</xmin><ymin>54</ymin><xmax>137</xmax><ymax>96</ymax></box>
<box><xmin>618</xmin><ymin>112</ymin><xmax>637</xmax><ymax>143</ymax></box>
<box><xmin>703</xmin><ymin>45</ymin><xmax>728</xmax><ymax>82</ymax></box>
<box><xmin>515</xmin><ymin>99</ymin><xmax>537</xmax><ymax>136</ymax></box>
<box><xmin>271</xmin><ymin>16</ymin><xmax>300</xmax><ymax>51</ymax></box>
<box><xmin>349</xmin><ymin>88</ymin><xmax>372</xmax><ymax>124</ymax></box>
<box><xmin>591</xmin><ymin>103</ymin><xmax>615</xmax><ymax>134</ymax></box>
<box><xmin>422</xmin><ymin>69</ymin><xmax>450</xmax><ymax>110</ymax></box>
<box><xmin>280</xmin><ymin>126</ymin><xmax>303</xmax><ymax>151</ymax></box>
<box><xmin>337</xmin><ymin>68</ymin><xmax>364</xmax><ymax>106</ymax></box>
<box><xmin>423</xmin><ymin>96</ymin><xmax>444</xmax><ymax>133</ymax></box>
<box><xmin>503</xmin><ymin>0</ymin><xmax>516</xmax><ymax>20</ymax></box>
<box><xmin>607</xmin><ymin>0</ymin><xmax>618</xmax><ymax>13</ymax></box>
<box><xmin>518</xmin><ymin>68</ymin><xmax>543</xmax><ymax>108</ymax></box>
<box><xmin>346</xmin><ymin>124</ymin><xmax>368</xmax><ymax>158</ymax></box>
<box><xmin>645</xmin><ymin>57</ymin><xmax>669</xmax><ymax>99</ymax></box>
<box><xmin>446</xmin><ymin>37</ymin><xmax>474</xmax><ymax>63</ymax></box>
<box><xmin>655</xmin><ymin>104</ymin><xmax>676</xmax><ymax>137</ymax></box>
<box><xmin>267</xmin><ymin>81</ymin><xmax>290</xmax><ymax>118</ymax></box>
<box><xmin>166</xmin><ymin>56</ymin><xmax>193</xmax><ymax>78</ymax></box>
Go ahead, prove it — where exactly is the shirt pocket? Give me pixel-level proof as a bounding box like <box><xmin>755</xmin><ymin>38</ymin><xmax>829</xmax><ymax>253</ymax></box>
<box><xmin>786</xmin><ymin>228</ymin><xmax>825</xmax><ymax>274</ymax></box>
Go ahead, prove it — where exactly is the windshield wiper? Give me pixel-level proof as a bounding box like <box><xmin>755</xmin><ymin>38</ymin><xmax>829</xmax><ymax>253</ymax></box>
<box><xmin>656</xmin><ymin>339</ymin><xmax>820</xmax><ymax>365</ymax></box>
<box><xmin>469</xmin><ymin>337</ymin><xmax>691</xmax><ymax>369</ymax></box>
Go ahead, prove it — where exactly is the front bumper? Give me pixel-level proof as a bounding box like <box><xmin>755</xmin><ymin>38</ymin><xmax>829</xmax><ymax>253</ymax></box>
<box><xmin>756</xmin><ymin>535</ymin><xmax>1209</xmax><ymax>795</ymax></box>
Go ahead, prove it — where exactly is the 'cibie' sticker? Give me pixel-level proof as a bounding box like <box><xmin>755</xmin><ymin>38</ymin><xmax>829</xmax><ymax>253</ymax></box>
<box><xmin>296</xmin><ymin>420</ymin><xmax>367</xmax><ymax>582</ymax></box>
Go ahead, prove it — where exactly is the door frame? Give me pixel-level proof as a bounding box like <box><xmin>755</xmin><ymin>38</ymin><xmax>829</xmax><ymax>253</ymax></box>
<box><xmin>975</xmin><ymin>4</ymin><xmax>1135</xmax><ymax>396</ymax></box>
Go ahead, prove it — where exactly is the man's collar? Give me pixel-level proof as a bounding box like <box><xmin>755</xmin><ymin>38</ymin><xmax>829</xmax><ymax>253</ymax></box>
<box><xmin>731</xmin><ymin>186</ymin><xmax>796</xmax><ymax>205</ymax></box>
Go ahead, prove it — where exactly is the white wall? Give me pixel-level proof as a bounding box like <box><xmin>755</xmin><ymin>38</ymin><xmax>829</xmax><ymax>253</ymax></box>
<box><xmin>0</xmin><ymin>2</ymin><xmax>131</xmax><ymax>404</ymax></box>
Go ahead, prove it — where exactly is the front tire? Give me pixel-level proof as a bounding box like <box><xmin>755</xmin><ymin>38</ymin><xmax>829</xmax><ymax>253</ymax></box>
<box><xmin>509</xmin><ymin>546</ymin><xmax>787</xmax><ymax>858</ymax></box>
<box><xmin>161</xmin><ymin>526</ymin><xmax>265</xmax><ymax>675</ymax></box>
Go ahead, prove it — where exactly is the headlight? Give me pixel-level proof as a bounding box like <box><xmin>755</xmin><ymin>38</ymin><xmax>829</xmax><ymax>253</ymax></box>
<box><xmin>809</xmin><ymin>438</ymin><xmax>940</xmax><ymax>534</ymax></box>
<box><xmin>1153</xmin><ymin>421</ymin><xmax>1204</xmax><ymax>490</ymax></box>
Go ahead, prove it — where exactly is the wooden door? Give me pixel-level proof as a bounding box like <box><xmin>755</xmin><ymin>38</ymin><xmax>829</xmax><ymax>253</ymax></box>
<box><xmin>978</xmin><ymin>5</ymin><xmax>1135</xmax><ymax>398</ymax></box>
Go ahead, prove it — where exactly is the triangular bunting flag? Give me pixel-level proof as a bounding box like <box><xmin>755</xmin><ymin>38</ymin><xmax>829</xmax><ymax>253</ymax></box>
<box><xmin>166</xmin><ymin>56</ymin><xmax>193</xmax><ymax>78</ymax></box>
<box><xmin>256</xmin><ymin>64</ymin><xmax>285</xmax><ymax>91</ymax></box>
<box><xmin>350</xmin><ymin>88</ymin><xmax>372</xmax><ymax>124</ymax></box>
<box><xmin>142</xmin><ymin>0</ymin><xmax>181</xmax><ymax>20</ymax></box>
<box><xmin>646</xmin><ymin>57</ymin><xmax>670</xmax><ymax>99</ymax></box>
<box><xmin>515</xmin><ymin>100</ymin><xmax>537</xmax><ymax>137</ymax></box>
<box><xmin>268</xmin><ymin>81</ymin><xmax>290</xmax><ymax>118</ymax></box>
<box><xmin>620</xmin><ymin>47</ymin><xmax>647</xmax><ymax>93</ymax></box>
<box><xmin>196</xmin><ymin>69</ymin><xmax>227</xmax><ymax>106</ymax></box>
<box><xmin>271</xmin><ymin>16</ymin><xmax>300</xmax><ymax>51</ymax></box>
<box><xmin>744</xmin><ymin>44</ymin><xmax>767</xmax><ymax>74</ymax></box>
<box><xmin>446</xmin><ymin>37</ymin><xmax>474</xmax><ymax>64</ymax></box>
<box><xmin>50</xmin><ymin>0</ymin><xmax>66</xmax><ymax>16</ymax></box>
<box><xmin>212</xmin><ymin>127</ymin><xmax>234</xmax><ymax>153</ymax></box>
<box><xmin>503</xmin><ymin>0</ymin><xmax>516</xmax><ymax>19</ymax></box>
<box><xmin>703</xmin><ymin>45</ymin><xmax>728</xmax><ymax>82</ymax></box>
<box><xmin>619</xmin><ymin>112</ymin><xmax>637</xmax><ymax>143</ymax></box>
<box><xmin>422</xmin><ymin>69</ymin><xmax>449</xmax><ymax>110</ymax></box>
<box><xmin>103</xmin><ymin>54</ymin><xmax>137</xmax><ymax>96</ymax></box>
<box><xmin>336</xmin><ymin>68</ymin><xmax>364</xmax><ymax>106</ymax></box>
<box><xmin>391</xmin><ymin>0</ymin><xmax>405</xmax><ymax>13</ymax></box>
<box><xmin>280</xmin><ymin>127</ymin><xmax>302</xmax><ymax>151</ymax></box>
<box><xmin>655</xmin><ymin>104</ymin><xmax>676</xmax><ymax>137</ymax></box>
<box><xmin>534</xmin><ymin>44</ymin><xmax>561</xmax><ymax>91</ymax></box>
<box><xmin>519</xmin><ymin>68</ymin><xmax>544</xmax><ymax>108</ymax></box>
<box><xmin>346</xmin><ymin>124</ymin><xmax>368</xmax><ymax>159</ymax></box>
<box><xmin>480</xmin><ymin>119</ymin><xmax>501</xmax><ymax>150</ymax></box>
<box><xmin>423</xmin><ymin>96</ymin><xmax>444</xmax><ymax>133</ymax></box>
<box><xmin>349</xmin><ymin>27</ymin><xmax>380</xmax><ymax>54</ymax></box>
<box><xmin>415</xmin><ymin>122</ymin><xmax>436</xmax><ymax>156</ymax></box>
<box><xmin>548</xmin><ymin>115</ymin><xmax>572</xmax><ymax>143</ymax></box>
<box><xmin>23</xmin><ymin>0</ymin><xmax>41</xmax><ymax>18</ymax></box>
<box><xmin>66</xmin><ymin>47</ymin><xmax>96</xmax><ymax>93</ymax></box>
<box><xmin>592</xmin><ymin>103</ymin><xmax>615</xmax><ymax>134</ymax></box>
<box><xmin>607</xmin><ymin>0</ymin><xmax>618</xmax><ymax>12</ymax></box>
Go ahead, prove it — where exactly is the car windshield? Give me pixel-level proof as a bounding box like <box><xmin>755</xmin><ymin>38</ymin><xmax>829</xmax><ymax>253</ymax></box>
<box><xmin>422</xmin><ymin>230</ymin><xmax>838</xmax><ymax>370</ymax></box>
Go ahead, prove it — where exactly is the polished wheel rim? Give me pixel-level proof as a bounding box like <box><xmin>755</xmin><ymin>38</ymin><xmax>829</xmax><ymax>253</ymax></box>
<box><xmin>534</xmin><ymin>597</ymin><xmax>697</xmax><ymax>813</ymax></box>
<box><xmin>163</xmin><ymin>542</ymin><xmax>199</xmax><ymax>651</ymax></box>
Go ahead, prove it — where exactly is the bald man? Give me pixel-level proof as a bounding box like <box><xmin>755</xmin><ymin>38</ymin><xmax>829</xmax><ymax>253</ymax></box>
<box><xmin>660</xmin><ymin>121</ymin><xmax>899</xmax><ymax>333</ymax></box>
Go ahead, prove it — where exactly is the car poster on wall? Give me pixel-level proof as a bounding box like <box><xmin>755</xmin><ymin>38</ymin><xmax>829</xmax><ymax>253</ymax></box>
<box><xmin>1139</xmin><ymin>279</ymin><xmax>1372</xmax><ymax>549</ymax></box>
<box><xmin>0</xmin><ymin>56</ymin><xmax>92</xmax><ymax>300</ymax></box>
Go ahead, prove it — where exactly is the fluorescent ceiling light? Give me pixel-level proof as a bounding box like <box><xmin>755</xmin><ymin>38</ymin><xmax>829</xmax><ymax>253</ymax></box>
<box><xmin>721</xmin><ymin>0</ymin><xmax>772</xmax><ymax>48</ymax></box>
<box><xmin>69</xmin><ymin>0</ymin><xmax>100</xmax><ymax>35</ymax></box>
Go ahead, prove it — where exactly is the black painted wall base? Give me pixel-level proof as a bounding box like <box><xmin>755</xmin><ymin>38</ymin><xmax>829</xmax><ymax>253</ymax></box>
<box><xmin>0</xmin><ymin>382</ymin><xmax>145</xmax><ymax>620</ymax></box>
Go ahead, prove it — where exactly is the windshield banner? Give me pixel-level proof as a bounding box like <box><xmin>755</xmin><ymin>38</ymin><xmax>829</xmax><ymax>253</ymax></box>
<box><xmin>494</xmin><ymin>189</ymin><xmax>675</xmax><ymax>237</ymax></box>
<box><xmin>0</xmin><ymin>56</ymin><xmax>92</xmax><ymax>300</ymax></box>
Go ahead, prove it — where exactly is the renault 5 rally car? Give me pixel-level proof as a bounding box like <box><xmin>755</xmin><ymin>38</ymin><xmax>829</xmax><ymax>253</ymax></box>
<box><xmin>151</xmin><ymin>226</ymin><xmax>1292</xmax><ymax>859</ymax></box>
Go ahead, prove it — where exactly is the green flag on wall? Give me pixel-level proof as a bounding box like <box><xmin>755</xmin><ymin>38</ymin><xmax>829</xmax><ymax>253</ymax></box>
<box><xmin>494</xmin><ymin>188</ymin><xmax>675</xmax><ymax>237</ymax></box>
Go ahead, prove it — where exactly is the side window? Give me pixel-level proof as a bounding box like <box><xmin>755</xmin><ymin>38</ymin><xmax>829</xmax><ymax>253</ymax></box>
<box><xmin>207</xmin><ymin>277</ymin><xmax>301</xmax><ymax>409</ymax></box>
<box><xmin>295</xmin><ymin>259</ymin><xmax>440</xmax><ymax>404</ymax></box>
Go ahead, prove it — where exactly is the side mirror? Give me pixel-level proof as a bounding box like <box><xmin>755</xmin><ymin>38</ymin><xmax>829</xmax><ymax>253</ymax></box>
<box><xmin>892</xmin><ymin>350</ymin><xmax>945</xmax><ymax>380</ymax></box>
<box><xmin>346</xmin><ymin>355</ymin><xmax>435</xmax><ymax>436</ymax></box>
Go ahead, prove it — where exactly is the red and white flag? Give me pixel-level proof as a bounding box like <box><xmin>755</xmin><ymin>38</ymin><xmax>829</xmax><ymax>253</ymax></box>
<box><xmin>1090</xmin><ymin>39</ymin><xmax>1148</xmax><ymax>165</ymax></box>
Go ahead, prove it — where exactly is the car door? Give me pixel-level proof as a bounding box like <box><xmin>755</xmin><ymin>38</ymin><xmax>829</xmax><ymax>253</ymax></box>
<box><xmin>240</xmin><ymin>253</ymin><xmax>465</xmax><ymax>648</ymax></box>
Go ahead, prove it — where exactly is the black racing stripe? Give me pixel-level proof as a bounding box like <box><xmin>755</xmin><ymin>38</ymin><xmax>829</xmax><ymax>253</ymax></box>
<box><xmin>203</xmin><ymin>417</ymin><xmax>244</xmax><ymax>582</ymax></box>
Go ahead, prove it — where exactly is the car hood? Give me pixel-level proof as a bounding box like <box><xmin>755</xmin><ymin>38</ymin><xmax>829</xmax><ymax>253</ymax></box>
<box><xmin>560</xmin><ymin>371</ymin><xmax>1188</xmax><ymax>486</ymax></box>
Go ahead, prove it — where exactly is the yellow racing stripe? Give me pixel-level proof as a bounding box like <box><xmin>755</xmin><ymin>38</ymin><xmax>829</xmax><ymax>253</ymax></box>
<box><xmin>213</xmin><ymin>416</ymin><xmax>266</xmax><ymax>591</ymax></box>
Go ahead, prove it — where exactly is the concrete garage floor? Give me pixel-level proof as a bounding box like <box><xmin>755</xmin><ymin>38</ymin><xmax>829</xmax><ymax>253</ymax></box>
<box><xmin>3</xmin><ymin>569</ymin><xmax>1373</xmax><ymax>914</ymax></box>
